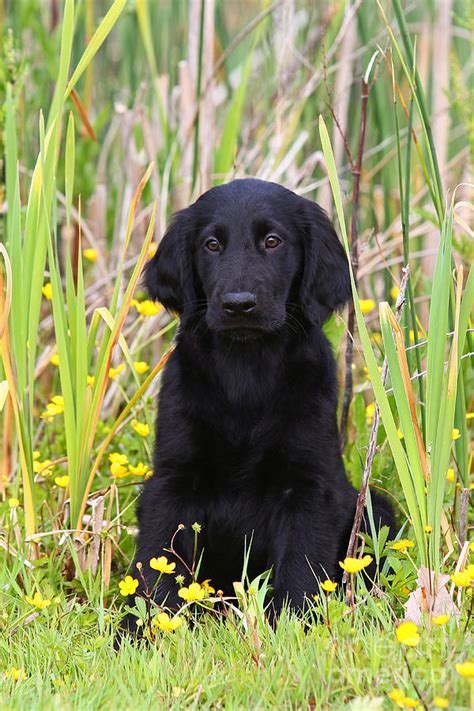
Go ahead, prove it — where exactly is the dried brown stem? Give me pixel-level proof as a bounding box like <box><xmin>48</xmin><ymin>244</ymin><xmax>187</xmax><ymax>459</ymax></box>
<box><xmin>458</xmin><ymin>488</ymin><xmax>469</xmax><ymax>547</ymax></box>
<box><xmin>325</xmin><ymin>100</ymin><xmax>354</xmax><ymax>168</ymax></box>
<box><xmin>401</xmin><ymin>645</ymin><xmax>429</xmax><ymax>711</ymax></box>
<box><xmin>342</xmin><ymin>266</ymin><xmax>410</xmax><ymax>586</ymax></box>
<box><xmin>339</xmin><ymin>76</ymin><xmax>370</xmax><ymax>450</ymax></box>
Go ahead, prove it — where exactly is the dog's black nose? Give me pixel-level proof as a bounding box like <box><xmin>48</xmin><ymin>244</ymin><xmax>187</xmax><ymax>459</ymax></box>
<box><xmin>221</xmin><ymin>292</ymin><xmax>256</xmax><ymax>316</ymax></box>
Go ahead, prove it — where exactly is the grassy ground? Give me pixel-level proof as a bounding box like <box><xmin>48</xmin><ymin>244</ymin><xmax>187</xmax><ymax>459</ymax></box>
<box><xmin>0</xmin><ymin>576</ymin><xmax>471</xmax><ymax>709</ymax></box>
<box><xmin>0</xmin><ymin>1</ymin><xmax>472</xmax><ymax>709</ymax></box>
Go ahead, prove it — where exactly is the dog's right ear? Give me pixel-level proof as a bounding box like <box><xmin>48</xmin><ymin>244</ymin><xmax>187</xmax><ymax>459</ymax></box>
<box><xmin>144</xmin><ymin>208</ymin><xmax>195</xmax><ymax>314</ymax></box>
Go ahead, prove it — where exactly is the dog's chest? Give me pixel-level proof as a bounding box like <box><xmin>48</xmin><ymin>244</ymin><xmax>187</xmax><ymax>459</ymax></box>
<box><xmin>202</xmin><ymin>488</ymin><xmax>271</xmax><ymax>566</ymax></box>
<box><xmin>191</xmin><ymin>443</ymin><xmax>303</xmax><ymax>544</ymax></box>
<box><xmin>194</xmin><ymin>430</ymin><xmax>291</xmax><ymax>489</ymax></box>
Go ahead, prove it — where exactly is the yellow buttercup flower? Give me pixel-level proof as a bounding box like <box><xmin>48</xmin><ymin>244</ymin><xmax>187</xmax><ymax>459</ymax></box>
<box><xmin>433</xmin><ymin>697</ymin><xmax>449</xmax><ymax>709</ymax></box>
<box><xmin>388</xmin><ymin>688</ymin><xmax>404</xmax><ymax>703</ymax></box>
<box><xmin>391</xmin><ymin>539</ymin><xmax>415</xmax><ymax>554</ymax></box>
<box><xmin>83</xmin><ymin>248</ymin><xmax>97</xmax><ymax>263</ymax></box>
<box><xmin>128</xmin><ymin>462</ymin><xmax>150</xmax><ymax>477</ymax></box>
<box><xmin>360</xmin><ymin>299</ymin><xmax>376</xmax><ymax>314</ymax></box>
<box><xmin>118</xmin><ymin>576</ymin><xmax>139</xmax><ymax>596</ymax></box>
<box><xmin>110</xmin><ymin>462</ymin><xmax>129</xmax><ymax>478</ymax></box>
<box><xmin>455</xmin><ymin>661</ymin><xmax>474</xmax><ymax>678</ymax></box>
<box><xmin>109</xmin><ymin>452</ymin><xmax>128</xmax><ymax>465</ymax></box>
<box><xmin>446</xmin><ymin>468</ymin><xmax>455</xmax><ymax>483</ymax></box>
<box><xmin>49</xmin><ymin>395</ymin><xmax>64</xmax><ymax>412</ymax></box>
<box><xmin>450</xmin><ymin>570</ymin><xmax>472</xmax><ymax>587</ymax></box>
<box><xmin>50</xmin><ymin>353</ymin><xmax>60</xmax><ymax>366</ymax></box>
<box><xmin>424</xmin><ymin>525</ymin><xmax>433</xmax><ymax>535</ymax></box>
<box><xmin>134</xmin><ymin>361</ymin><xmax>150</xmax><ymax>375</ymax></box>
<box><xmin>152</xmin><ymin>612</ymin><xmax>182</xmax><ymax>632</ymax></box>
<box><xmin>40</xmin><ymin>395</ymin><xmax>64</xmax><ymax>420</ymax></box>
<box><xmin>42</xmin><ymin>282</ymin><xmax>53</xmax><ymax>300</ymax></box>
<box><xmin>366</xmin><ymin>402</ymin><xmax>375</xmax><ymax>423</ymax></box>
<box><xmin>389</xmin><ymin>688</ymin><xmax>415</xmax><ymax>706</ymax></box>
<box><xmin>148</xmin><ymin>243</ymin><xmax>158</xmax><ymax>259</ymax></box>
<box><xmin>390</xmin><ymin>286</ymin><xmax>400</xmax><ymax>301</ymax></box>
<box><xmin>470</xmin><ymin>541</ymin><xmax>474</xmax><ymax>553</ymax></box>
<box><xmin>178</xmin><ymin>582</ymin><xmax>205</xmax><ymax>602</ymax></box>
<box><xmin>150</xmin><ymin>556</ymin><xmax>176</xmax><ymax>574</ymax></box>
<box><xmin>54</xmin><ymin>475</ymin><xmax>69</xmax><ymax>488</ymax></box>
<box><xmin>409</xmin><ymin>330</ymin><xmax>424</xmax><ymax>344</ymax></box>
<box><xmin>452</xmin><ymin>428</ymin><xmax>461</xmax><ymax>441</ymax></box>
<box><xmin>320</xmin><ymin>580</ymin><xmax>338</xmax><ymax>593</ymax></box>
<box><xmin>87</xmin><ymin>375</ymin><xmax>95</xmax><ymax>387</ymax></box>
<box><xmin>8</xmin><ymin>498</ymin><xmax>19</xmax><ymax>509</ymax></box>
<box><xmin>135</xmin><ymin>300</ymin><xmax>161</xmax><ymax>317</ymax></box>
<box><xmin>108</xmin><ymin>364</ymin><xmax>125</xmax><ymax>380</ymax></box>
<box><xmin>339</xmin><ymin>555</ymin><xmax>373</xmax><ymax>574</ymax></box>
<box><xmin>201</xmin><ymin>579</ymin><xmax>215</xmax><ymax>594</ymax></box>
<box><xmin>432</xmin><ymin>615</ymin><xmax>449</xmax><ymax>626</ymax></box>
<box><xmin>131</xmin><ymin>420</ymin><xmax>150</xmax><ymax>438</ymax></box>
<box><xmin>33</xmin><ymin>458</ymin><xmax>54</xmax><ymax>475</ymax></box>
<box><xmin>25</xmin><ymin>591</ymin><xmax>52</xmax><ymax>609</ymax></box>
<box><xmin>5</xmin><ymin>667</ymin><xmax>26</xmax><ymax>681</ymax></box>
<box><xmin>395</xmin><ymin>621</ymin><xmax>420</xmax><ymax>647</ymax></box>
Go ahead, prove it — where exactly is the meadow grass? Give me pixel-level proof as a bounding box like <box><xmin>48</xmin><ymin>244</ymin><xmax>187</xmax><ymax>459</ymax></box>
<box><xmin>0</xmin><ymin>1</ymin><xmax>472</xmax><ymax>709</ymax></box>
<box><xmin>0</xmin><ymin>557</ymin><xmax>471</xmax><ymax>710</ymax></box>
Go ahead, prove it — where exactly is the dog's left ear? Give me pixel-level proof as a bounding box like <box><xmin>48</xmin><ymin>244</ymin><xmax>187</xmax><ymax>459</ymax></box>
<box><xmin>299</xmin><ymin>200</ymin><xmax>351</xmax><ymax>325</ymax></box>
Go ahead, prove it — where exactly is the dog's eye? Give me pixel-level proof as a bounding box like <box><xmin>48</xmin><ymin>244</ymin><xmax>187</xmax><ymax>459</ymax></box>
<box><xmin>264</xmin><ymin>234</ymin><xmax>281</xmax><ymax>249</ymax></box>
<box><xmin>205</xmin><ymin>238</ymin><xmax>220</xmax><ymax>252</ymax></box>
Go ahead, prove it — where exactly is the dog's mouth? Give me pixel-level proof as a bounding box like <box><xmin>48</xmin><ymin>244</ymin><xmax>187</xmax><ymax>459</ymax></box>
<box><xmin>212</xmin><ymin>319</ymin><xmax>285</xmax><ymax>341</ymax></box>
<box><xmin>204</xmin><ymin>305</ymin><xmax>286</xmax><ymax>340</ymax></box>
<box><xmin>217</xmin><ymin>325</ymin><xmax>266</xmax><ymax>342</ymax></box>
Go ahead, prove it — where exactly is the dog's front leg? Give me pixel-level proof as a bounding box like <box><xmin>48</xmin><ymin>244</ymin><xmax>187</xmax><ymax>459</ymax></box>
<box><xmin>270</xmin><ymin>501</ymin><xmax>339</xmax><ymax>616</ymax></box>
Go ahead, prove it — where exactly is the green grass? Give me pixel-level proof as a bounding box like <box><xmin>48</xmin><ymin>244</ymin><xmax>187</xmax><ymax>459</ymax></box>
<box><xmin>0</xmin><ymin>572</ymin><xmax>471</xmax><ymax>710</ymax></box>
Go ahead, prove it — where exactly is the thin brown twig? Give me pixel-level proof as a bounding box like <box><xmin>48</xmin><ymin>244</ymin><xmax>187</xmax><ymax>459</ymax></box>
<box><xmin>325</xmin><ymin>100</ymin><xmax>354</xmax><ymax>168</ymax></box>
<box><xmin>339</xmin><ymin>76</ymin><xmax>370</xmax><ymax>450</ymax></box>
<box><xmin>458</xmin><ymin>488</ymin><xmax>469</xmax><ymax>547</ymax></box>
<box><xmin>163</xmin><ymin>524</ymin><xmax>194</xmax><ymax>578</ymax></box>
<box><xmin>342</xmin><ymin>266</ymin><xmax>410</xmax><ymax>584</ymax></box>
<box><xmin>400</xmin><ymin>645</ymin><xmax>429</xmax><ymax>711</ymax></box>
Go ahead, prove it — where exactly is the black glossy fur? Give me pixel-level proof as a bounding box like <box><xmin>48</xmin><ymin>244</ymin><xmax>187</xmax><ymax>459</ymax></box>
<box><xmin>127</xmin><ymin>179</ymin><xmax>394</xmax><ymax>627</ymax></box>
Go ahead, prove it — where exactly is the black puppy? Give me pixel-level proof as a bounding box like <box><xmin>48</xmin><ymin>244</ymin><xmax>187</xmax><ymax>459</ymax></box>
<box><xmin>126</xmin><ymin>179</ymin><xmax>393</xmax><ymax>628</ymax></box>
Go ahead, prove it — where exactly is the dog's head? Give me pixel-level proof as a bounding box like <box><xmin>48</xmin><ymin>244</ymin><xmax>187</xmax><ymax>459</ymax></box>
<box><xmin>145</xmin><ymin>179</ymin><xmax>351</xmax><ymax>339</ymax></box>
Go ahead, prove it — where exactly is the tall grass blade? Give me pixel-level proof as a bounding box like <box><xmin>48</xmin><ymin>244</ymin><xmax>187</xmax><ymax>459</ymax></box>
<box><xmin>65</xmin><ymin>0</ymin><xmax>127</xmax><ymax>99</ymax></box>
<box><xmin>319</xmin><ymin>115</ymin><xmax>426</xmax><ymax>559</ymax></box>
